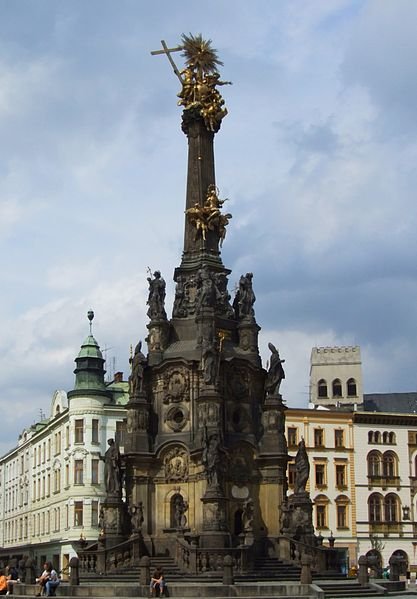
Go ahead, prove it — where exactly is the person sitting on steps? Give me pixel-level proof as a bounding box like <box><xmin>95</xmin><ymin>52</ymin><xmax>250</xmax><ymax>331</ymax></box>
<box><xmin>36</xmin><ymin>562</ymin><xmax>51</xmax><ymax>596</ymax></box>
<box><xmin>149</xmin><ymin>567</ymin><xmax>166</xmax><ymax>597</ymax></box>
<box><xmin>44</xmin><ymin>567</ymin><xmax>59</xmax><ymax>598</ymax></box>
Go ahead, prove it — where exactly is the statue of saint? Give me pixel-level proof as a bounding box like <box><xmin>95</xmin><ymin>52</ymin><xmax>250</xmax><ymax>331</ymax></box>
<box><xmin>173</xmin><ymin>495</ymin><xmax>188</xmax><ymax>528</ymax></box>
<box><xmin>234</xmin><ymin>272</ymin><xmax>256</xmax><ymax>319</ymax></box>
<box><xmin>196</xmin><ymin>265</ymin><xmax>216</xmax><ymax>312</ymax></box>
<box><xmin>202</xmin><ymin>429</ymin><xmax>222</xmax><ymax>488</ymax></box>
<box><xmin>202</xmin><ymin>341</ymin><xmax>218</xmax><ymax>386</ymax></box>
<box><xmin>103</xmin><ymin>438</ymin><xmax>121</xmax><ymax>496</ymax></box>
<box><xmin>129</xmin><ymin>502</ymin><xmax>144</xmax><ymax>534</ymax></box>
<box><xmin>265</xmin><ymin>342</ymin><xmax>285</xmax><ymax>396</ymax></box>
<box><xmin>242</xmin><ymin>499</ymin><xmax>254</xmax><ymax>532</ymax></box>
<box><xmin>147</xmin><ymin>270</ymin><xmax>167</xmax><ymax>321</ymax></box>
<box><xmin>129</xmin><ymin>341</ymin><xmax>147</xmax><ymax>396</ymax></box>
<box><xmin>294</xmin><ymin>438</ymin><xmax>310</xmax><ymax>495</ymax></box>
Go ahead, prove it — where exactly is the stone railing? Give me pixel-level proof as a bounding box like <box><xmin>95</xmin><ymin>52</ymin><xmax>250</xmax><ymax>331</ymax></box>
<box><xmin>175</xmin><ymin>536</ymin><xmax>252</xmax><ymax>575</ymax></box>
<box><xmin>79</xmin><ymin>534</ymin><xmax>145</xmax><ymax>575</ymax></box>
<box><xmin>278</xmin><ymin>535</ymin><xmax>335</xmax><ymax>573</ymax></box>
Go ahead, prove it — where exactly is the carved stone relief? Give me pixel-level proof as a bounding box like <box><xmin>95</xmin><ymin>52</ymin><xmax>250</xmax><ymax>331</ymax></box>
<box><xmin>198</xmin><ymin>402</ymin><xmax>220</xmax><ymax>427</ymax></box>
<box><xmin>163</xmin><ymin>368</ymin><xmax>189</xmax><ymax>404</ymax></box>
<box><xmin>164</xmin><ymin>447</ymin><xmax>189</xmax><ymax>482</ymax></box>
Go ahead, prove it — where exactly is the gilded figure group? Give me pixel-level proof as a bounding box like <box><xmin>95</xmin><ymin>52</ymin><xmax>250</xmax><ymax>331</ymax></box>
<box><xmin>186</xmin><ymin>185</ymin><xmax>232</xmax><ymax>247</ymax></box>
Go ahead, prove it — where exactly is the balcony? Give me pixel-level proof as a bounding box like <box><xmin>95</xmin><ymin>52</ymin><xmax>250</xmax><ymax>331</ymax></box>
<box><xmin>368</xmin><ymin>475</ymin><xmax>400</xmax><ymax>489</ymax></box>
<box><xmin>370</xmin><ymin>522</ymin><xmax>403</xmax><ymax>535</ymax></box>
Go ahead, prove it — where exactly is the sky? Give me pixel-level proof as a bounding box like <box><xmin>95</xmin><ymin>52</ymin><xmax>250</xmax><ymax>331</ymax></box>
<box><xmin>1</xmin><ymin>0</ymin><xmax>417</xmax><ymax>454</ymax></box>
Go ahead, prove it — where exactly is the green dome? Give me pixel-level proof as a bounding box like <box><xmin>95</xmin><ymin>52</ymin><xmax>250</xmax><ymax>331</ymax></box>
<box><xmin>69</xmin><ymin>332</ymin><xmax>110</xmax><ymax>396</ymax></box>
<box><xmin>77</xmin><ymin>335</ymin><xmax>104</xmax><ymax>360</ymax></box>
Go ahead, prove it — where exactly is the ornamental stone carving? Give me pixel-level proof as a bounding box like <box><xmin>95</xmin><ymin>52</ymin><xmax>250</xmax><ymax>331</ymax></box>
<box><xmin>164</xmin><ymin>447</ymin><xmax>189</xmax><ymax>481</ymax></box>
<box><xmin>163</xmin><ymin>368</ymin><xmax>189</xmax><ymax>404</ymax></box>
<box><xmin>198</xmin><ymin>402</ymin><xmax>220</xmax><ymax>427</ymax></box>
<box><xmin>164</xmin><ymin>404</ymin><xmax>189</xmax><ymax>432</ymax></box>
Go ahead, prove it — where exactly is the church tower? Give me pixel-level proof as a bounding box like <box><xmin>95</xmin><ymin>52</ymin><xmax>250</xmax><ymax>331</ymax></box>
<box><xmin>123</xmin><ymin>35</ymin><xmax>288</xmax><ymax>563</ymax></box>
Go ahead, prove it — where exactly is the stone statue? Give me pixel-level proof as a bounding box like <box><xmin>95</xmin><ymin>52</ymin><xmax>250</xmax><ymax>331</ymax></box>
<box><xmin>98</xmin><ymin>507</ymin><xmax>105</xmax><ymax>532</ymax></box>
<box><xmin>214</xmin><ymin>272</ymin><xmax>234</xmax><ymax>318</ymax></box>
<box><xmin>173</xmin><ymin>495</ymin><xmax>188</xmax><ymax>528</ymax></box>
<box><xmin>201</xmin><ymin>342</ymin><xmax>218</xmax><ymax>386</ymax></box>
<box><xmin>242</xmin><ymin>499</ymin><xmax>254</xmax><ymax>532</ymax></box>
<box><xmin>129</xmin><ymin>341</ymin><xmax>147</xmax><ymax>396</ymax></box>
<box><xmin>294</xmin><ymin>438</ymin><xmax>310</xmax><ymax>495</ymax></box>
<box><xmin>202</xmin><ymin>428</ymin><xmax>222</xmax><ymax>489</ymax></box>
<box><xmin>103</xmin><ymin>438</ymin><xmax>121</xmax><ymax>496</ymax></box>
<box><xmin>173</xmin><ymin>275</ymin><xmax>186</xmax><ymax>317</ymax></box>
<box><xmin>234</xmin><ymin>273</ymin><xmax>256</xmax><ymax>320</ymax></box>
<box><xmin>129</xmin><ymin>502</ymin><xmax>144</xmax><ymax>534</ymax></box>
<box><xmin>196</xmin><ymin>265</ymin><xmax>216</xmax><ymax>312</ymax></box>
<box><xmin>147</xmin><ymin>270</ymin><xmax>167</xmax><ymax>321</ymax></box>
<box><xmin>265</xmin><ymin>342</ymin><xmax>285</xmax><ymax>396</ymax></box>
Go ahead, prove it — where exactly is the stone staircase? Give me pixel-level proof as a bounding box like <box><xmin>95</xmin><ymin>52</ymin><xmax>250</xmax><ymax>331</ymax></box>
<box><xmin>315</xmin><ymin>580</ymin><xmax>386</xmax><ymax>598</ymax></box>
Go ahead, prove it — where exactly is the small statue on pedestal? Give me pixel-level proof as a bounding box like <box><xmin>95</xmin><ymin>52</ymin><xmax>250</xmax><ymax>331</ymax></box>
<box><xmin>294</xmin><ymin>438</ymin><xmax>310</xmax><ymax>495</ymax></box>
<box><xmin>265</xmin><ymin>342</ymin><xmax>285</xmax><ymax>396</ymax></box>
<box><xmin>147</xmin><ymin>270</ymin><xmax>167</xmax><ymax>321</ymax></box>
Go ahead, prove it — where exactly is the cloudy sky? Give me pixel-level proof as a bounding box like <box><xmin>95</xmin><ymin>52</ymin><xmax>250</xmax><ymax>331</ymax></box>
<box><xmin>1</xmin><ymin>0</ymin><xmax>417</xmax><ymax>454</ymax></box>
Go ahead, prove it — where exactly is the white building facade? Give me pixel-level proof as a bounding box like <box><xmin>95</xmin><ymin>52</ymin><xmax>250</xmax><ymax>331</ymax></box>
<box><xmin>0</xmin><ymin>331</ymin><xmax>128</xmax><ymax>574</ymax></box>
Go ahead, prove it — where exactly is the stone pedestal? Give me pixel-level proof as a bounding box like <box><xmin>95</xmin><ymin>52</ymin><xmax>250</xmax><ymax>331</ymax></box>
<box><xmin>125</xmin><ymin>392</ymin><xmax>150</xmax><ymax>452</ymax></box>
<box><xmin>199</xmin><ymin>493</ymin><xmax>231</xmax><ymax>548</ymax></box>
<box><xmin>146</xmin><ymin>320</ymin><xmax>170</xmax><ymax>365</ymax></box>
<box><xmin>282</xmin><ymin>492</ymin><xmax>315</xmax><ymax>545</ymax></box>
<box><xmin>237</xmin><ymin>320</ymin><xmax>261</xmax><ymax>365</ymax></box>
<box><xmin>101</xmin><ymin>496</ymin><xmax>126</xmax><ymax>549</ymax></box>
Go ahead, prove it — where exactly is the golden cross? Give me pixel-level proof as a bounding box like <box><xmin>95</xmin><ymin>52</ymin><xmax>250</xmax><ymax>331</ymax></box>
<box><xmin>151</xmin><ymin>40</ymin><xmax>184</xmax><ymax>83</ymax></box>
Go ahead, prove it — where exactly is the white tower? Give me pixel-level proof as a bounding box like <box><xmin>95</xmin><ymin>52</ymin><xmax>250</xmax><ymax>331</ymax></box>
<box><xmin>310</xmin><ymin>346</ymin><xmax>363</xmax><ymax>408</ymax></box>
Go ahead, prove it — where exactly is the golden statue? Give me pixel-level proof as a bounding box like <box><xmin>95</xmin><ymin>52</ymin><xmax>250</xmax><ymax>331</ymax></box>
<box><xmin>152</xmin><ymin>34</ymin><xmax>231</xmax><ymax>132</ymax></box>
<box><xmin>185</xmin><ymin>185</ymin><xmax>232</xmax><ymax>246</ymax></box>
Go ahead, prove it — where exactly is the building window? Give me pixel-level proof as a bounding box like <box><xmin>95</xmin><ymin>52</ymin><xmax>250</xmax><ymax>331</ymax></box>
<box><xmin>336</xmin><ymin>464</ymin><xmax>347</xmax><ymax>488</ymax></box>
<box><xmin>314</xmin><ymin>428</ymin><xmax>324</xmax><ymax>448</ymax></box>
<box><xmin>332</xmin><ymin>379</ymin><xmax>342</xmax><ymax>398</ymax></box>
<box><xmin>65</xmin><ymin>426</ymin><xmax>70</xmax><ymax>449</ymax></box>
<box><xmin>287</xmin><ymin>427</ymin><xmax>298</xmax><ymax>448</ymax></box>
<box><xmin>287</xmin><ymin>461</ymin><xmax>296</xmax><ymax>487</ymax></box>
<box><xmin>318</xmin><ymin>379</ymin><xmax>328</xmax><ymax>398</ymax></box>
<box><xmin>91</xmin><ymin>459</ymin><xmax>99</xmax><ymax>485</ymax></box>
<box><xmin>385</xmin><ymin>494</ymin><xmax>398</xmax><ymax>522</ymax></box>
<box><xmin>92</xmin><ymin>419</ymin><xmax>99</xmax><ymax>444</ymax></box>
<box><xmin>368</xmin><ymin>451</ymin><xmax>381</xmax><ymax>477</ymax></box>
<box><xmin>369</xmin><ymin>493</ymin><xmax>383</xmax><ymax>522</ymax></box>
<box><xmin>315</xmin><ymin>496</ymin><xmax>329</xmax><ymax>529</ymax></box>
<box><xmin>74</xmin><ymin>420</ymin><xmax>84</xmax><ymax>444</ymax></box>
<box><xmin>335</xmin><ymin>430</ymin><xmax>344</xmax><ymax>448</ymax></box>
<box><xmin>74</xmin><ymin>502</ymin><xmax>83</xmax><ymax>527</ymax></box>
<box><xmin>74</xmin><ymin>460</ymin><xmax>84</xmax><ymax>485</ymax></box>
<box><xmin>91</xmin><ymin>500</ymin><xmax>99</xmax><ymax>527</ymax></box>
<box><xmin>315</xmin><ymin>463</ymin><xmax>326</xmax><ymax>487</ymax></box>
<box><xmin>347</xmin><ymin>378</ymin><xmax>357</xmax><ymax>397</ymax></box>
<box><xmin>54</xmin><ymin>469</ymin><xmax>61</xmax><ymax>493</ymax></box>
<box><xmin>54</xmin><ymin>432</ymin><xmax>61</xmax><ymax>455</ymax></box>
<box><xmin>382</xmin><ymin>452</ymin><xmax>397</xmax><ymax>478</ymax></box>
<box><xmin>337</xmin><ymin>504</ymin><xmax>347</xmax><ymax>528</ymax></box>
<box><xmin>115</xmin><ymin>421</ymin><xmax>126</xmax><ymax>447</ymax></box>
